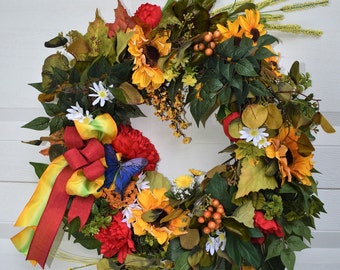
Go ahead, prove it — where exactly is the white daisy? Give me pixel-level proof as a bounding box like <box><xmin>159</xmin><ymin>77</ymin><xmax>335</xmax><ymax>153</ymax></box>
<box><xmin>254</xmin><ymin>136</ymin><xmax>271</xmax><ymax>149</ymax></box>
<box><xmin>66</xmin><ymin>102</ymin><xmax>93</xmax><ymax>123</ymax></box>
<box><xmin>122</xmin><ymin>202</ymin><xmax>141</xmax><ymax>228</ymax></box>
<box><xmin>239</xmin><ymin>126</ymin><xmax>270</xmax><ymax>148</ymax></box>
<box><xmin>89</xmin><ymin>81</ymin><xmax>114</xmax><ymax>107</ymax></box>
<box><xmin>240</xmin><ymin>127</ymin><xmax>268</xmax><ymax>142</ymax></box>
<box><xmin>205</xmin><ymin>230</ymin><xmax>227</xmax><ymax>255</ymax></box>
<box><xmin>135</xmin><ymin>173</ymin><xmax>150</xmax><ymax>192</ymax></box>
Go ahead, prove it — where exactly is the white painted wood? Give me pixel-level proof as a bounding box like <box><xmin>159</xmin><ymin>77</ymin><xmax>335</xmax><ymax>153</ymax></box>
<box><xmin>0</xmin><ymin>0</ymin><xmax>339</xmax><ymax>269</ymax></box>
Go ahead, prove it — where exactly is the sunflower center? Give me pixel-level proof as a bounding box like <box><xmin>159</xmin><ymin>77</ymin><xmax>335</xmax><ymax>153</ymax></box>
<box><xmin>143</xmin><ymin>45</ymin><xmax>160</xmax><ymax>67</ymax></box>
<box><xmin>250</xmin><ymin>28</ymin><xmax>260</xmax><ymax>42</ymax></box>
<box><xmin>286</xmin><ymin>149</ymin><xmax>294</xmax><ymax>166</ymax></box>
<box><xmin>151</xmin><ymin>208</ymin><xmax>169</xmax><ymax>228</ymax></box>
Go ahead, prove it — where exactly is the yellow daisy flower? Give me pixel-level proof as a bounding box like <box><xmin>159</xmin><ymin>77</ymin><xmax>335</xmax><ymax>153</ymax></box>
<box><xmin>239</xmin><ymin>9</ymin><xmax>266</xmax><ymax>42</ymax></box>
<box><xmin>128</xmin><ymin>25</ymin><xmax>171</xmax><ymax>91</ymax></box>
<box><xmin>130</xmin><ymin>188</ymin><xmax>190</xmax><ymax>245</ymax></box>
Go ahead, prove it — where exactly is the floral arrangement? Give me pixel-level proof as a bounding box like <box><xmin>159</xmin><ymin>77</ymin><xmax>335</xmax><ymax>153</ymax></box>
<box><xmin>11</xmin><ymin>0</ymin><xmax>335</xmax><ymax>270</ymax></box>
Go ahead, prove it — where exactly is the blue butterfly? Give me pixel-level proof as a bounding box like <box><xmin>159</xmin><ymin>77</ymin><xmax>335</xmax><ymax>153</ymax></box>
<box><xmin>97</xmin><ymin>144</ymin><xmax>148</xmax><ymax>196</ymax></box>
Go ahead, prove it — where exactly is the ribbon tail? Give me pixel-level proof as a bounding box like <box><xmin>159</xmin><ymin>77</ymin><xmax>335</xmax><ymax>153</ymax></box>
<box><xmin>26</xmin><ymin>166</ymin><xmax>73</xmax><ymax>268</ymax></box>
<box><xmin>68</xmin><ymin>195</ymin><xmax>95</xmax><ymax>229</ymax></box>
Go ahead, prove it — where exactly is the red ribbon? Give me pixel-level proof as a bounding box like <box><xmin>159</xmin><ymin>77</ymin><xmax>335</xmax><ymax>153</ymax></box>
<box><xmin>26</xmin><ymin>126</ymin><xmax>105</xmax><ymax>268</ymax></box>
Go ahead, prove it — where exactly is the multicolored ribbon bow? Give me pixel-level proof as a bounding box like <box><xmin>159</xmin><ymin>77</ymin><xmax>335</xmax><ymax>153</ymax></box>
<box><xmin>11</xmin><ymin>113</ymin><xmax>117</xmax><ymax>268</ymax></box>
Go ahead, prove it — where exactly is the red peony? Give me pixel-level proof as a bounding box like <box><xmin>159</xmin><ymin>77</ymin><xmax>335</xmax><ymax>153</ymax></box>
<box><xmin>134</xmin><ymin>3</ymin><xmax>162</xmax><ymax>28</ymax></box>
<box><xmin>253</xmin><ymin>211</ymin><xmax>285</xmax><ymax>244</ymax></box>
<box><xmin>112</xmin><ymin>124</ymin><xmax>160</xmax><ymax>171</ymax></box>
<box><xmin>94</xmin><ymin>211</ymin><xmax>135</xmax><ymax>263</ymax></box>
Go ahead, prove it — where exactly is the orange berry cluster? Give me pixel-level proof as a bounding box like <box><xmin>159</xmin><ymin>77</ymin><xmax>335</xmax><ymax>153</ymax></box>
<box><xmin>197</xmin><ymin>199</ymin><xmax>225</xmax><ymax>234</ymax></box>
<box><xmin>193</xmin><ymin>30</ymin><xmax>222</xmax><ymax>56</ymax></box>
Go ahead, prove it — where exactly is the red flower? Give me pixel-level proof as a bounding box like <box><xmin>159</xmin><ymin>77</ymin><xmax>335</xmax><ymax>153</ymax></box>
<box><xmin>253</xmin><ymin>211</ymin><xmax>284</xmax><ymax>244</ymax></box>
<box><xmin>222</xmin><ymin>112</ymin><xmax>241</xmax><ymax>142</ymax></box>
<box><xmin>112</xmin><ymin>124</ymin><xmax>160</xmax><ymax>171</ymax></box>
<box><xmin>134</xmin><ymin>3</ymin><xmax>162</xmax><ymax>28</ymax></box>
<box><xmin>94</xmin><ymin>211</ymin><xmax>135</xmax><ymax>263</ymax></box>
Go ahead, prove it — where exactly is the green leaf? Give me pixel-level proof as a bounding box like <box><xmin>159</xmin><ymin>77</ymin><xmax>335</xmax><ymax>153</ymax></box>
<box><xmin>29</xmin><ymin>162</ymin><xmax>48</xmax><ymax>178</ymax></box>
<box><xmin>265</xmin><ymin>238</ymin><xmax>284</xmax><ymax>260</ymax></box>
<box><xmin>280</xmin><ymin>248</ymin><xmax>296</xmax><ymax>270</ymax></box>
<box><xmin>232</xmin><ymin>200</ymin><xmax>255</xmax><ymax>228</ymax></box>
<box><xmin>97</xmin><ymin>258</ymin><xmax>121</xmax><ymax>270</ymax></box>
<box><xmin>226</xmin><ymin>232</ymin><xmax>260</xmax><ymax>268</ymax></box>
<box><xmin>146</xmin><ymin>171</ymin><xmax>172</xmax><ymax>191</ymax></box>
<box><xmin>189</xmin><ymin>91</ymin><xmax>217</xmax><ymax>126</ymax></box>
<box><xmin>235</xmin><ymin>58</ymin><xmax>258</xmax><ymax>77</ymax></box>
<box><xmin>49</xmin><ymin>116</ymin><xmax>64</xmax><ymax>134</ymax></box>
<box><xmin>289</xmin><ymin>61</ymin><xmax>300</xmax><ymax>85</ymax></box>
<box><xmin>215</xmin><ymin>38</ymin><xmax>235</xmax><ymax>58</ymax></box>
<box><xmin>188</xmin><ymin>246</ymin><xmax>204</xmax><ymax>267</ymax></box>
<box><xmin>174</xmin><ymin>251</ymin><xmax>191</xmax><ymax>270</ymax></box>
<box><xmin>116</xmin><ymin>31</ymin><xmax>134</xmax><ymax>62</ymax></box>
<box><xmin>142</xmin><ymin>209</ymin><xmax>164</xmax><ymax>223</ymax></box>
<box><xmin>236</xmin><ymin>158</ymin><xmax>278</xmax><ymax>199</ymax></box>
<box><xmin>28</xmin><ymin>82</ymin><xmax>44</xmax><ymax>92</ymax></box>
<box><xmin>223</xmin><ymin>217</ymin><xmax>250</xmax><ymax>242</ymax></box>
<box><xmin>124</xmin><ymin>254</ymin><xmax>154</xmax><ymax>268</ymax></box>
<box><xmin>286</xmin><ymin>235</ymin><xmax>309</xmax><ymax>251</ymax></box>
<box><xmin>254</xmin><ymin>46</ymin><xmax>276</xmax><ymax>60</ymax></box>
<box><xmin>21</xmin><ymin>117</ymin><xmax>50</xmax><ymax>130</ymax></box>
<box><xmin>248</xmin><ymin>80</ymin><xmax>272</xmax><ymax>97</ymax></box>
<box><xmin>118</xmin><ymin>82</ymin><xmax>144</xmax><ymax>105</ymax></box>
<box><xmin>42</xmin><ymin>102</ymin><xmax>62</xmax><ymax>116</ymax></box>
<box><xmin>205</xmin><ymin>173</ymin><xmax>233</xmax><ymax>213</ymax></box>
<box><xmin>165</xmin><ymin>238</ymin><xmax>186</xmax><ymax>261</ymax></box>
<box><xmin>256</xmin><ymin>34</ymin><xmax>279</xmax><ymax>47</ymax></box>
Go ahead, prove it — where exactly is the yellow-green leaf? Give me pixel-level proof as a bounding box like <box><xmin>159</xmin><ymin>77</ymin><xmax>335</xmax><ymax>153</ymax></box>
<box><xmin>313</xmin><ymin>112</ymin><xmax>336</xmax><ymax>133</ymax></box>
<box><xmin>242</xmin><ymin>104</ymin><xmax>268</xmax><ymax>128</ymax></box>
<box><xmin>160</xmin><ymin>208</ymin><xmax>184</xmax><ymax>224</ymax></box>
<box><xmin>236</xmin><ymin>158</ymin><xmax>278</xmax><ymax>199</ymax></box>
<box><xmin>124</xmin><ymin>254</ymin><xmax>154</xmax><ymax>268</ymax></box>
<box><xmin>228</xmin><ymin>117</ymin><xmax>244</xmax><ymax>139</ymax></box>
<box><xmin>146</xmin><ymin>171</ymin><xmax>172</xmax><ymax>191</ymax></box>
<box><xmin>119</xmin><ymin>82</ymin><xmax>144</xmax><ymax>105</ymax></box>
<box><xmin>231</xmin><ymin>200</ymin><xmax>255</xmax><ymax>228</ymax></box>
<box><xmin>297</xmin><ymin>133</ymin><xmax>315</xmax><ymax>156</ymax></box>
<box><xmin>142</xmin><ymin>209</ymin><xmax>163</xmax><ymax>223</ymax></box>
<box><xmin>180</xmin><ymin>228</ymin><xmax>200</xmax><ymax>250</ymax></box>
<box><xmin>265</xmin><ymin>103</ymin><xmax>283</xmax><ymax>129</ymax></box>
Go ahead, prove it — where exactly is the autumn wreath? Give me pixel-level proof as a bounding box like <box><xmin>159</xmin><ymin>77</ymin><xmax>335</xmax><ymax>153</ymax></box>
<box><xmin>12</xmin><ymin>0</ymin><xmax>334</xmax><ymax>270</ymax></box>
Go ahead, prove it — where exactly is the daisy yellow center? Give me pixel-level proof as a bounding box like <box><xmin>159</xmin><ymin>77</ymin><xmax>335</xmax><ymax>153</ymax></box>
<box><xmin>249</xmin><ymin>129</ymin><xmax>259</xmax><ymax>137</ymax></box>
<box><xmin>98</xmin><ymin>90</ymin><xmax>107</xmax><ymax>98</ymax></box>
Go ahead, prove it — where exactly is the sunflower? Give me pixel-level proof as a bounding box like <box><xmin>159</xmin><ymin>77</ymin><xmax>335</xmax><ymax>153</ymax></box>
<box><xmin>130</xmin><ymin>188</ymin><xmax>190</xmax><ymax>245</ymax></box>
<box><xmin>239</xmin><ymin>9</ymin><xmax>266</xmax><ymax>42</ymax></box>
<box><xmin>128</xmin><ymin>25</ymin><xmax>171</xmax><ymax>91</ymax></box>
<box><xmin>266</xmin><ymin>127</ymin><xmax>314</xmax><ymax>186</ymax></box>
<box><xmin>216</xmin><ymin>17</ymin><xmax>244</xmax><ymax>43</ymax></box>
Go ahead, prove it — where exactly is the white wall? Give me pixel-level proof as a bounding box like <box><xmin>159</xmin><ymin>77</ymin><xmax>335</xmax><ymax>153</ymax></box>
<box><xmin>0</xmin><ymin>0</ymin><xmax>339</xmax><ymax>269</ymax></box>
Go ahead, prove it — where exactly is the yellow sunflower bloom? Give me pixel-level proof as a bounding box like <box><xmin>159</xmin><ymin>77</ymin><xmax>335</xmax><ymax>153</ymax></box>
<box><xmin>216</xmin><ymin>18</ymin><xmax>244</xmax><ymax>42</ymax></box>
<box><xmin>266</xmin><ymin>127</ymin><xmax>314</xmax><ymax>186</ymax></box>
<box><xmin>239</xmin><ymin>9</ymin><xmax>266</xmax><ymax>42</ymax></box>
<box><xmin>128</xmin><ymin>25</ymin><xmax>171</xmax><ymax>91</ymax></box>
<box><xmin>130</xmin><ymin>188</ymin><xmax>190</xmax><ymax>245</ymax></box>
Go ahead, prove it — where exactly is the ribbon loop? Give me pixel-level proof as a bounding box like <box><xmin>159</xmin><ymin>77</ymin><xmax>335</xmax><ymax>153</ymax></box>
<box><xmin>81</xmin><ymin>138</ymin><xmax>104</xmax><ymax>162</ymax></box>
<box><xmin>83</xmin><ymin>160</ymin><xmax>105</xmax><ymax>181</ymax></box>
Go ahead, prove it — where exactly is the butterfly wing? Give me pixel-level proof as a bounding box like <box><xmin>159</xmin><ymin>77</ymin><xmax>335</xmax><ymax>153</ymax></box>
<box><xmin>115</xmin><ymin>157</ymin><xmax>148</xmax><ymax>196</ymax></box>
<box><xmin>97</xmin><ymin>144</ymin><xmax>120</xmax><ymax>191</ymax></box>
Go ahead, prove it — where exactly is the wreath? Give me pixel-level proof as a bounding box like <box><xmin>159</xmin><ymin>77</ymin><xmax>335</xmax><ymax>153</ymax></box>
<box><xmin>12</xmin><ymin>0</ymin><xmax>335</xmax><ymax>270</ymax></box>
